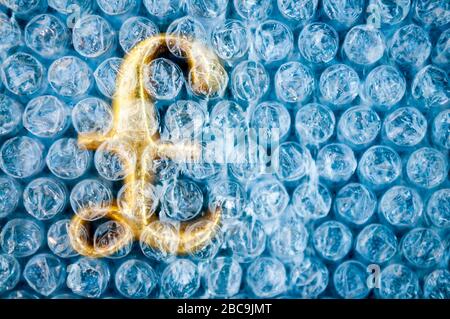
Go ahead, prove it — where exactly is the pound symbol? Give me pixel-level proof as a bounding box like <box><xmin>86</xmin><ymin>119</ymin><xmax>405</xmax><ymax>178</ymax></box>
<box><xmin>68</xmin><ymin>35</ymin><xmax>227</xmax><ymax>258</ymax></box>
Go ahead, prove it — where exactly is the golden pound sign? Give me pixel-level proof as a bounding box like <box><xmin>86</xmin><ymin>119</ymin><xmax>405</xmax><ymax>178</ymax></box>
<box><xmin>68</xmin><ymin>35</ymin><xmax>227</xmax><ymax>258</ymax></box>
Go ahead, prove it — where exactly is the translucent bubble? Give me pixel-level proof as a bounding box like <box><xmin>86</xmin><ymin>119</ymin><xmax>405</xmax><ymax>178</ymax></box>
<box><xmin>1</xmin><ymin>52</ymin><xmax>45</xmax><ymax>96</ymax></box>
<box><xmin>269</xmin><ymin>221</ymin><xmax>308</xmax><ymax>260</ymax></box>
<box><xmin>226</xmin><ymin>218</ymin><xmax>266</xmax><ymax>263</ymax></box>
<box><xmin>0</xmin><ymin>136</ymin><xmax>44</xmax><ymax>179</ymax></box>
<box><xmin>389</xmin><ymin>24</ymin><xmax>431</xmax><ymax>68</ymax></box>
<box><xmin>143</xmin><ymin>0</ymin><xmax>182</xmax><ymax>18</ymax></box>
<box><xmin>24</xmin><ymin>177</ymin><xmax>67</xmax><ymax>220</ymax></box>
<box><xmin>94</xmin><ymin>139</ymin><xmax>136</xmax><ymax>181</ymax></box>
<box><xmin>369</xmin><ymin>0</ymin><xmax>411</xmax><ymax>25</ymax></box>
<box><xmin>25</xmin><ymin>14</ymin><xmax>69</xmax><ymax>58</ymax></box>
<box><xmin>94</xmin><ymin>220</ymin><xmax>133</xmax><ymax>259</ymax></box>
<box><xmin>143</xmin><ymin>58</ymin><xmax>184</xmax><ymax>100</ymax></box>
<box><xmin>160</xmin><ymin>259</ymin><xmax>200</xmax><ymax>298</ymax></box>
<box><xmin>275</xmin><ymin>62</ymin><xmax>314</xmax><ymax>103</ymax></box>
<box><xmin>211</xmin><ymin>19</ymin><xmax>249</xmax><ymax>61</ymax></box>
<box><xmin>72</xmin><ymin>97</ymin><xmax>113</xmax><ymax>136</ymax></box>
<box><xmin>187</xmin><ymin>0</ymin><xmax>228</xmax><ymax>18</ymax></box>
<box><xmin>343</xmin><ymin>24</ymin><xmax>385</xmax><ymax>65</ymax></box>
<box><xmin>48</xmin><ymin>56</ymin><xmax>92</xmax><ymax>97</ymax></box>
<box><xmin>97</xmin><ymin>0</ymin><xmax>136</xmax><ymax>15</ymax></box>
<box><xmin>70</xmin><ymin>179</ymin><xmax>112</xmax><ymax>221</ymax></box>
<box><xmin>424</xmin><ymin>269</ymin><xmax>450</xmax><ymax>299</ymax></box>
<box><xmin>0</xmin><ymin>13</ymin><xmax>21</xmax><ymax>52</ymax></box>
<box><xmin>292</xmin><ymin>181</ymin><xmax>332</xmax><ymax>220</ymax></box>
<box><xmin>432</xmin><ymin>109</ymin><xmax>450</xmax><ymax>149</ymax></box>
<box><xmin>272</xmin><ymin>142</ymin><xmax>312</xmax><ymax>183</ymax></box>
<box><xmin>0</xmin><ymin>254</ymin><xmax>20</xmax><ymax>293</ymax></box>
<box><xmin>433</xmin><ymin>29</ymin><xmax>450</xmax><ymax>66</ymax></box>
<box><xmin>228</xmin><ymin>140</ymin><xmax>265</xmax><ymax>182</ymax></box>
<box><xmin>231</xmin><ymin>60</ymin><xmax>269</xmax><ymax>103</ymax></box>
<box><xmin>140</xmin><ymin>221</ymin><xmax>179</xmax><ymax>262</ymax></box>
<box><xmin>319</xmin><ymin>64</ymin><xmax>360</xmax><ymax>106</ymax></box>
<box><xmin>298</xmin><ymin>22</ymin><xmax>339</xmax><ymax>64</ymax></box>
<box><xmin>379</xmin><ymin>186</ymin><xmax>423</xmax><ymax>228</ymax></box>
<box><xmin>188</xmin><ymin>59</ymin><xmax>228</xmax><ymax>99</ymax></box>
<box><xmin>67</xmin><ymin>258</ymin><xmax>110</xmax><ymax>298</ymax></box>
<box><xmin>210</xmin><ymin>100</ymin><xmax>246</xmax><ymax>134</ymax></box>
<box><xmin>295</xmin><ymin>103</ymin><xmax>335</xmax><ymax>146</ymax></box>
<box><xmin>277</xmin><ymin>0</ymin><xmax>318</xmax><ymax>22</ymax></box>
<box><xmin>249</xmin><ymin>177</ymin><xmax>289</xmax><ymax>220</ymax></box>
<box><xmin>364</xmin><ymin>65</ymin><xmax>406</xmax><ymax>110</ymax></box>
<box><xmin>185</xmin><ymin>221</ymin><xmax>222</xmax><ymax>261</ymax></box>
<box><xmin>166</xmin><ymin>16</ymin><xmax>207</xmax><ymax>58</ymax></box>
<box><xmin>337</xmin><ymin>105</ymin><xmax>380</xmax><ymax>150</ymax></box>
<box><xmin>119</xmin><ymin>16</ymin><xmax>159</xmax><ymax>53</ymax></box>
<box><xmin>0</xmin><ymin>175</ymin><xmax>21</xmax><ymax>218</ymax></box>
<box><xmin>47</xmin><ymin>138</ymin><xmax>90</xmax><ymax>180</ymax></box>
<box><xmin>358</xmin><ymin>145</ymin><xmax>401</xmax><ymax>189</ymax></box>
<box><xmin>378</xmin><ymin>264</ymin><xmax>419</xmax><ymax>299</ymax></box>
<box><xmin>0</xmin><ymin>218</ymin><xmax>43</xmax><ymax>257</ymax></box>
<box><xmin>208</xmin><ymin>179</ymin><xmax>245</xmax><ymax>220</ymax></box>
<box><xmin>249</xmin><ymin>101</ymin><xmax>291</xmax><ymax>143</ymax></box>
<box><xmin>117</xmin><ymin>181</ymin><xmax>159</xmax><ymax>221</ymax></box>
<box><xmin>333</xmin><ymin>261</ymin><xmax>369</xmax><ymax>299</ymax></box>
<box><xmin>0</xmin><ymin>94</ymin><xmax>20</xmax><ymax>136</ymax></box>
<box><xmin>234</xmin><ymin>0</ymin><xmax>272</xmax><ymax>21</ymax></box>
<box><xmin>383</xmin><ymin>107</ymin><xmax>427</xmax><ymax>148</ymax></box>
<box><xmin>406</xmin><ymin>147</ymin><xmax>447</xmax><ymax>189</ymax></box>
<box><xmin>401</xmin><ymin>228</ymin><xmax>444</xmax><ymax>268</ymax></box>
<box><xmin>2</xmin><ymin>0</ymin><xmax>43</xmax><ymax>13</ymax></box>
<box><xmin>411</xmin><ymin>64</ymin><xmax>449</xmax><ymax>108</ymax></box>
<box><xmin>115</xmin><ymin>259</ymin><xmax>158</xmax><ymax>299</ymax></box>
<box><xmin>426</xmin><ymin>188</ymin><xmax>450</xmax><ymax>228</ymax></box>
<box><xmin>24</xmin><ymin>253</ymin><xmax>65</xmax><ymax>296</ymax></box>
<box><xmin>94</xmin><ymin>57</ymin><xmax>122</xmax><ymax>98</ymax></box>
<box><xmin>23</xmin><ymin>95</ymin><xmax>70</xmax><ymax>138</ymax></box>
<box><xmin>246</xmin><ymin>259</ymin><xmax>286</xmax><ymax>299</ymax></box>
<box><xmin>335</xmin><ymin>183</ymin><xmax>376</xmax><ymax>226</ymax></box>
<box><xmin>206</xmin><ymin>257</ymin><xmax>242</xmax><ymax>298</ymax></box>
<box><xmin>313</xmin><ymin>220</ymin><xmax>352</xmax><ymax>261</ymax></box>
<box><xmin>72</xmin><ymin>15</ymin><xmax>115</xmax><ymax>58</ymax></box>
<box><xmin>253</xmin><ymin>20</ymin><xmax>293</xmax><ymax>63</ymax></box>
<box><xmin>161</xmin><ymin>179</ymin><xmax>203</xmax><ymax>221</ymax></box>
<box><xmin>164</xmin><ymin>100</ymin><xmax>206</xmax><ymax>141</ymax></box>
<box><xmin>414</xmin><ymin>0</ymin><xmax>450</xmax><ymax>28</ymax></box>
<box><xmin>322</xmin><ymin>0</ymin><xmax>364</xmax><ymax>27</ymax></box>
<box><xmin>47</xmin><ymin>219</ymin><xmax>79</xmax><ymax>258</ymax></box>
<box><xmin>317</xmin><ymin>143</ymin><xmax>357</xmax><ymax>184</ymax></box>
<box><xmin>356</xmin><ymin>223</ymin><xmax>397</xmax><ymax>263</ymax></box>
<box><xmin>289</xmin><ymin>256</ymin><xmax>329</xmax><ymax>298</ymax></box>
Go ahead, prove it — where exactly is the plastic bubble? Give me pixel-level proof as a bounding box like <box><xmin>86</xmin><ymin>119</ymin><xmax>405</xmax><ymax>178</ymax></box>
<box><xmin>356</xmin><ymin>223</ymin><xmax>397</xmax><ymax>264</ymax></box>
<box><xmin>160</xmin><ymin>259</ymin><xmax>200</xmax><ymax>298</ymax></box>
<box><xmin>378</xmin><ymin>264</ymin><xmax>420</xmax><ymax>299</ymax></box>
<box><xmin>275</xmin><ymin>62</ymin><xmax>314</xmax><ymax>104</ymax></box>
<box><xmin>48</xmin><ymin>56</ymin><xmax>92</xmax><ymax>97</ymax></box>
<box><xmin>23</xmin><ymin>95</ymin><xmax>70</xmax><ymax>138</ymax></box>
<box><xmin>1</xmin><ymin>52</ymin><xmax>45</xmax><ymax>96</ymax></box>
<box><xmin>72</xmin><ymin>15</ymin><xmax>115</xmax><ymax>58</ymax></box>
<box><xmin>246</xmin><ymin>257</ymin><xmax>287</xmax><ymax>298</ymax></box>
<box><xmin>0</xmin><ymin>136</ymin><xmax>45</xmax><ymax>179</ymax></box>
<box><xmin>333</xmin><ymin>261</ymin><xmax>369</xmax><ymax>299</ymax></box>
<box><xmin>298</xmin><ymin>22</ymin><xmax>339</xmax><ymax>64</ymax></box>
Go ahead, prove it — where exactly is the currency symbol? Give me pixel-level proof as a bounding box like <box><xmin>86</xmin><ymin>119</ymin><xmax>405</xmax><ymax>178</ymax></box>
<box><xmin>68</xmin><ymin>35</ymin><xmax>227</xmax><ymax>258</ymax></box>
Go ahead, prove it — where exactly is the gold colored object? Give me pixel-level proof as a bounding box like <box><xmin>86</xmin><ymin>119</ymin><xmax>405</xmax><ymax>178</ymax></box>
<box><xmin>69</xmin><ymin>34</ymin><xmax>225</xmax><ymax>258</ymax></box>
